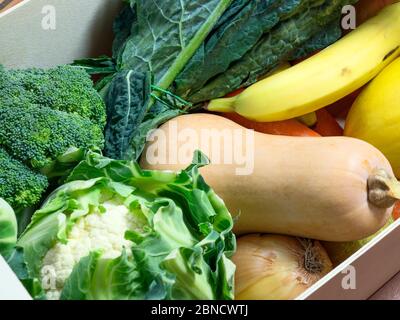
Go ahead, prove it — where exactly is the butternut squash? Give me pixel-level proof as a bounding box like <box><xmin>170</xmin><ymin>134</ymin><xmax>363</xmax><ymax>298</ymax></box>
<box><xmin>140</xmin><ymin>114</ymin><xmax>399</xmax><ymax>241</ymax></box>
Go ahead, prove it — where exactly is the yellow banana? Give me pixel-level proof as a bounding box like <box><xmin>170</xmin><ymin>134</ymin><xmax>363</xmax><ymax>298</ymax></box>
<box><xmin>208</xmin><ymin>3</ymin><xmax>400</xmax><ymax>122</ymax></box>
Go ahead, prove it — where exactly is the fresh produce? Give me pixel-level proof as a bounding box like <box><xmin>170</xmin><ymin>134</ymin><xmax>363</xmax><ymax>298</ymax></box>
<box><xmin>208</xmin><ymin>3</ymin><xmax>400</xmax><ymax>121</ymax></box>
<box><xmin>323</xmin><ymin>217</ymin><xmax>394</xmax><ymax>266</ymax></box>
<box><xmin>0</xmin><ymin>198</ymin><xmax>17</xmax><ymax>259</ymax></box>
<box><xmin>0</xmin><ymin>149</ymin><xmax>48</xmax><ymax>213</ymax></box>
<box><xmin>14</xmin><ymin>151</ymin><xmax>235</xmax><ymax>300</ymax></box>
<box><xmin>142</xmin><ymin>114</ymin><xmax>398</xmax><ymax>241</ymax></box>
<box><xmin>0</xmin><ymin>65</ymin><xmax>106</xmax><ymax>127</ymax></box>
<box><xmin>97</xmin><ymin>0</ymin><xmax>234</xmax><ymax>160</ymax></box>
<box><xmin>233</xmin><ymin>234</ymin><xmax>332</xmax><ymax>300</ymax></box>
<box><xmin>313</xmin><ymin>109</ymin><xmax>344</xmax><ymax>136</ymax></box>
<box><xmin>175</xmin><ymin>0</ymin><xmax>353</xmax><ymax>104</ymax></box>
<box><xmin>78</xmin><ymin>0</ymin><xmax>355</xmax><ymax>160</ymax></box>
<box><xmin>0</xmin><ymin>65</ymin><xmax>106</xmax><ymax>214</ymax></box>
<box><xmin>0</xmin><ymin>106</ymin><xmax>104</xmax><ymax>173</ymax></box>
<box><xmin>223</xmin><ymin>78</ymin><xmax>321</xmax><ymax>137</ymax></box>
<box><xmin>344</xmin><ymin>57</ymin><xmax>400</xmax><ymax>177</ymax></box>
<box><xmin>223</xmin><ymin>113</ymin><xmax>321</xmax><ymax>137</ymax></box>
<box><xmin>3</xmin><ymin>0</ymin><xmax>400</xmax><ymax>302</ymax></box>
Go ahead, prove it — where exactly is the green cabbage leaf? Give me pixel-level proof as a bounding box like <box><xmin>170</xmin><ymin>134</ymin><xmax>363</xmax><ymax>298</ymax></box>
<box><xmin>0</xmin><ymin>198</ymin><xmax>17</xmax><ymax>259</ymax></box>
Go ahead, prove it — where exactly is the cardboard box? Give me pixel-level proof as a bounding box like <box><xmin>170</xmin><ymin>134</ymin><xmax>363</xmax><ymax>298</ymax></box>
<box><xmin>0</xmin><ymin>0</ymin><xmax>122</xmax><ymax>68</ymax></box>
<box><xmin>1</xmin><ymin>0</ymin><xmax>400</xmax><ymax>300</ymax></box>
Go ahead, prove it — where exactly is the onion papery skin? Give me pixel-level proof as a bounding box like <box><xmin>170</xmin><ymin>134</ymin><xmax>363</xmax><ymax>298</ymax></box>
<box><xmin>233</xmin><ymin>234</ymin><xmax>333</xmax><ymax>300</ymax></box>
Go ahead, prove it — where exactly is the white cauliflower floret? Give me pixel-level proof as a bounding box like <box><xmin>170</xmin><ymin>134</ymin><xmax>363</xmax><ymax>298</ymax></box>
<box><xmin>40</xmin><ymin>202</ymin><xmax>141</xmax><ymax>300</ymax></box>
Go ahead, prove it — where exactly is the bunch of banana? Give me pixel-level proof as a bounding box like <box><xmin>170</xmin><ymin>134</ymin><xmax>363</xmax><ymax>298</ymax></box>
<box><xmin>208</xmin><ymin>3</ymin><xmax>400</xmax><ymax>122</ymax></box>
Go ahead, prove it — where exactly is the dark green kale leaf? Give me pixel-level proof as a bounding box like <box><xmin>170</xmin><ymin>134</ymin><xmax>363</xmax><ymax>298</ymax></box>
<box><xmin>179</xmin><ymin>0</ymin><xmax>357</xmax><ymax>104</ymax></box>
<box><xmin>103</xmin><ymin>0</ymin><xmax>233</xmax><ymax>160</ymax></box>
<box><xmin>116</xmin><ymin>0</ymin><xmax>233</xmax><ymax>90</ymax></box>
<box><xmin>104</xmin><ymin>70</ymin><xmax>151</xmax><ymax>160</ymax></box>
<box><xmin>173</xmin><ymin>0</ymin><xmax>308</xmax><ymax>99</ymax></box>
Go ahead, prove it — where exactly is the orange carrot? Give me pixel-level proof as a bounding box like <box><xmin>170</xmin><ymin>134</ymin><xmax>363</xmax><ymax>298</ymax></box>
<box><xmin>393</xmin><ymin>201</ymin><xmax>400</xmax><ymax>221</ymax></box>
<box><xmin>222</xmin><ymin>113</ymin><xmax>321</xmax><ymax>137</ymax></box>
<box><xmin>225</xmin><ymin>88</ymin><xmax>245</xmax><ymax>98</ymax></box>
<box><xmin>313</xmin><ymin>109</ymin><xmax>344</xmax><ymax>136</ymax></box>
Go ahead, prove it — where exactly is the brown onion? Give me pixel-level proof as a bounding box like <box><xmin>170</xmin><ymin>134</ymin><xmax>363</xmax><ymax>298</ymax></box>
<box><xmin>233</xmin><ymin>234</ymin><xmax>333</xmax><ymax>300</ymax></box>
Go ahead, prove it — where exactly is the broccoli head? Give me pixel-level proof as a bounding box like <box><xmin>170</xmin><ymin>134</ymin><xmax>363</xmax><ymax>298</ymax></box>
<box><xmin>0</xmin><ymin>148</ymin><xmax>48</xmax><ymax>211</ymax></box>
<box><xmin>0</xmin><ymin>106</ymin><xmax>104</xmax><ymax>170</ymax></box>
<box><xmin>0</xmin><ymin>65</ymin><xmax>106</xmax><ymax>214</ymax></box>
<box><xmin>0</xmin><ymin>65</ymin><xmax>106</xmax><ymax>127</ymax></box>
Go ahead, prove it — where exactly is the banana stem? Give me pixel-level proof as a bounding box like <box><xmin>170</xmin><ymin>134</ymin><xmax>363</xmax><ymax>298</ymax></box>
<box><xmin>368</xmin><ymin>169</ymin><xmax>400</xmax><ymax>208</ymax></box>
<box><xmin>297</xmin><ymin>112</ymin><xmax>317</xmax><ymax>127</ymax></box>
<box><xmin>207</xmin><ymin>96</ymin><xmax>237</xmax><ymax>113</ymax></box>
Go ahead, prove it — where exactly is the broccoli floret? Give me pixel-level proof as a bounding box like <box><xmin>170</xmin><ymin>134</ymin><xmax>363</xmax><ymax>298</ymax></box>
<box><xmin>0</xmin><ymin>148</ymin><xmax>48</xmax><ymax>211</ymax></box>
<box><xmin>0</xmin><ymin>65</ymin><xmax>106</xmax><ymax>127</ymax></box>
<box><xmin>0</xmin><ymin>106</ymin><xmax>104</xmax><ymax>170</ymax></box>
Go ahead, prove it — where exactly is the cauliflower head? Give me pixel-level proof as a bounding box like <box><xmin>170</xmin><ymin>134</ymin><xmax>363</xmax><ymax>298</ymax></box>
<box><xmin>41</xmin><ymin>202</ymin><xmax>139</xmax><ymax>300</ymax></box>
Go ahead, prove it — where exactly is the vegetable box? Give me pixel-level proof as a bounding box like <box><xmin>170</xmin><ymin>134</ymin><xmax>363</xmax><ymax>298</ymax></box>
<box><xmin>1</xmin><ymin>0</ymin><xmax>400</xmax><ymax>300</ymax></box>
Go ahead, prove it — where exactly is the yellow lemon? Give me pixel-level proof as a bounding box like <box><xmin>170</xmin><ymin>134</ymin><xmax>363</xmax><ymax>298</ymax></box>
<box><xmin>345</xmin><ymin>57</ymin><xmax>400</xmax><ymax>177</ymax></box>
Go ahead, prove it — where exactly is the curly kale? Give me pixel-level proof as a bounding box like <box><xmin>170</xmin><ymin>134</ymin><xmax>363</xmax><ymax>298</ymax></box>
<box><xmin>0</xmin><ymin>65</ymin><xmax>106</xmax><ymax>127</ymax></box>
<box><xmin>0</xmin><ymin>148</ymin><xmax>48</xmax><ymax>211</ymax></box>
<box><xmin>0</xmin><ymin>106</ymin><xmax>104</xmax><ymax>170</ymax></box>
